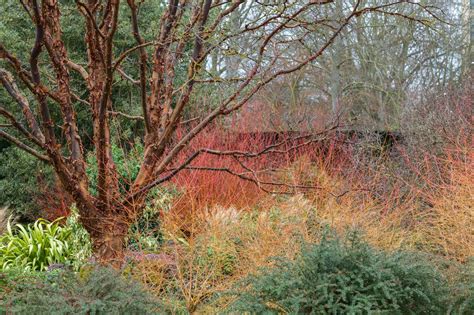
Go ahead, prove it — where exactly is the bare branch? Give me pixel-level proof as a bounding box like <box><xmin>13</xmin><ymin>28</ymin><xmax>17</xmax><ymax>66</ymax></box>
<box><xmin>116</xmin><ymin>67</ymin><xmax>139</xmax><ymax>85</ymax></box>
<box><xmin>0</xmin><ymin>44</ymin><xmax>64</xmax><ymax>105</ymax></box>
<box><xmin>0</xmin><ymin>106</ymin><xmax>46</xmax><ymax>148</ymax></box>
<box><xmin>0</xmin><ymin>68</ymin><xmax>45</xmax><ymax>142</ymax></box>
<box><xmin>182</xmin><ymin>166</ymin><xmax>316</xmax><ymax>193</ymax></box>
<box><xmin>109</xmin><ymin>110</ymin><xmax>144</xmax><ymax>121</ymax></box>
<box><xmin>112</xmin><ymin>42</ymin><xmax>154</xmax><ymax>72</ymax></box>
<box><xmin>0</xmin><ymin>129</ymin><xmax>50</xmax><ymax>162</ymax></box>
<box><xmin>126</xmin><ymin>0</ymin><xmax>151</xmax><ymax>133</ymax></box>
<box><xmin>66</xmin><ymin>60</ymin><xmax>90</xmax><ymax>81</ymax></box>
<box><xmin>109</xmin><ymin>111</ymin><xmax>199</xmax><ymax>126</ymax></box>
<box><xmin>76</xmin><ymin>1</ymin><xmax>106</xmax><ymax>39</ymax></box>
<box><xmin>29</xmin><ymin>0</ymin><xmax>57</xmax><ymax>147</ymax></box>
<box><xmin>42</xmin><ymin>0</ymin><xmax>86</xmax><ymax>175</ymax></box>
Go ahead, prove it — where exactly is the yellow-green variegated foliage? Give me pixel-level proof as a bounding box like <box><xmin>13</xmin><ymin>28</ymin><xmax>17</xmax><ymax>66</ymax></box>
<box><xmin>0</xmin><ymin>215</ymin><xmax>90</xmax><ymax>272</ymax></box>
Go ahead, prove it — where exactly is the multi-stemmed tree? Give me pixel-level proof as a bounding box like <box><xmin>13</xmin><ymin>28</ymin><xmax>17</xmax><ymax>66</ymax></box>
<box><xmin>0</xmin><ymin>0</ymin><xmax>435</xmax><ymax>265</ymax></box>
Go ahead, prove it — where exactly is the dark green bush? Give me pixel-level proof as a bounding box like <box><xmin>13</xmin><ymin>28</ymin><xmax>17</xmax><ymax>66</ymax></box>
<box><xmin>0</xmin><ymin>267</ymin><xmax>160</xmax><ymax>314</ymax></box>
<box><xmin>227</xmin><ymin>231</ymin><xmax>448</xmax><ymax>314</ymax></box>
<box><xmin>0</xmin><ymin>147</ymin><xmax>55</xmax><ymax>220</ymax></box>
<box><xmin>447</xmin><ymin>259</ymin><xmax>474</xmax><ymax>314</ymax></box>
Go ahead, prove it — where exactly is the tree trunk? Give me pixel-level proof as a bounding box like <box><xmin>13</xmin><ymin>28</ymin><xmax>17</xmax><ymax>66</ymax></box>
<box><xmin>79</xmin><ymin>208</ymin><xmax>130</xmax><ymax>268</ymax></box>
<box><xmin>86</xmin><ymin>217</ymin><xmax>129</xmax><ymax>268</ymax></box>
<box><xmin>92</xmin><ymin>223</ymin><xmax>128</xmax><ymax>268</ymax></box>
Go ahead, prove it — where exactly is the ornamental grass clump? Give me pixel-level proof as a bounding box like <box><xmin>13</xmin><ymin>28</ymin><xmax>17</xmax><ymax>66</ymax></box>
<box><xmin>0</xmin><ymin>218</ymin><xmax>72</xmax><ymax>271</ymax></box>
<box><xmin>0</xmin><ymin>211</ymin><xmax>91</xmax><ymax>272</ymax></box>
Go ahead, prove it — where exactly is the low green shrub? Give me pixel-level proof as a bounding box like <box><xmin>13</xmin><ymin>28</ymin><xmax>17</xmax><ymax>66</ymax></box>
<box><xmin>227</xmin><ymin>231</ymin><xmax>448</xmax><ymax>314</ymax></box>
<box><xmin>0</xmin><ymin>267</ymin><xmax>160</xmax><ymax>314</ymax></box>
<box><xmin>195</xmin><ymin>235</ymin><xmax>238</xmax><ymax>277</ymax></box>
<box><xmin>127</xmin><ymin>205</ymin><xmax>162</xmax><ymax>252</ymax></box>
<box><xmin>126</xmin><ymin>184</ymin><xmax>182</xmax><ymax>251</ymax></box>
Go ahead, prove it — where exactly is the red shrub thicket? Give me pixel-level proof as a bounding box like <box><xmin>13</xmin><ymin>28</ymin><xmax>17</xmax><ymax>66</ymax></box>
<box><xmin>164</xmin><ymin>111</ymin><xmax>356</xmax><ymax>231</ymax></box>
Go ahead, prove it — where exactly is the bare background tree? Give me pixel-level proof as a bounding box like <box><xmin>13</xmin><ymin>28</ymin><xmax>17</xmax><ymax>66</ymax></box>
<box><xmin>244</xmin><ymin>0</ymin><xmax>469</xmax><ymax>130</ymax></box>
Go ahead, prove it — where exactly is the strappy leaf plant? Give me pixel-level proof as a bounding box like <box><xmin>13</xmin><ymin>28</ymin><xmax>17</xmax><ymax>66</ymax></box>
<box><xmin>0</xmin><ymin>217</ymin><xmax>73</xmax><ymax>271</ymax></box>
